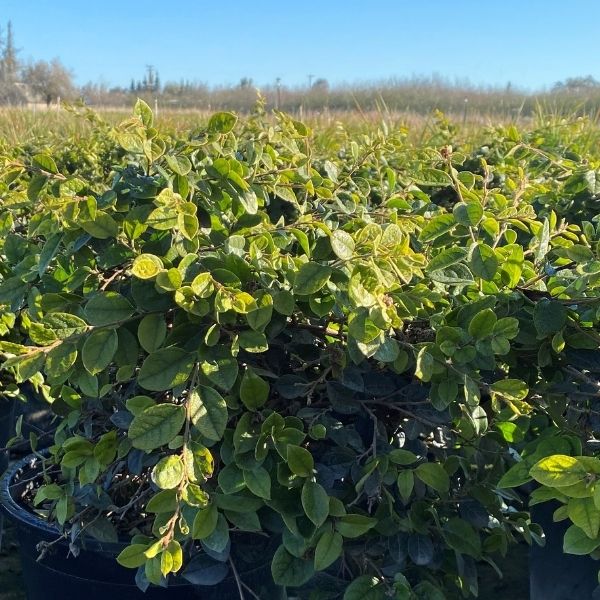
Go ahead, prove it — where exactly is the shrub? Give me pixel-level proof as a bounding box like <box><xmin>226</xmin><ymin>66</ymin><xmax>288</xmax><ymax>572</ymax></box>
<box><xmin>2</xmin><ymin>102</ymin><xmax>600</xmax><ymax>597</ymax></box>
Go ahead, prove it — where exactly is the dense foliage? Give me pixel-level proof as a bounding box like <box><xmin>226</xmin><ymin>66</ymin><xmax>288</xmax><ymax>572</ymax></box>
<box><xmin>2</xmin><ymin>103</ymin><xmax>600</xmax><ymax>598</ymax></box>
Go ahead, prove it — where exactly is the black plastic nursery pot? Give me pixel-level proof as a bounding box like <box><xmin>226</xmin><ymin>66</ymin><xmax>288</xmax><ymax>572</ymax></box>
<box><xmin>530</xmin><ymin>501</ymin><xmax>600</xmax><ymax>600</ymax></box>
<box><xmin>0</xmin><ymin>398</ymin><xmax>15</xmax><ymax>475</ymax></box>
<box><xmin>0</xmin><ymin>454</ymin><xmax>284</xmax><ymax>600</ymax></box>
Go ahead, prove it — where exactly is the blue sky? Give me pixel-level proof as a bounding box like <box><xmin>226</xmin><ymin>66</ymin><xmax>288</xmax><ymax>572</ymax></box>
<box><xmin>2</xmin><ymin>0</ymin><xmax>598</xmax><ymax>91</ymax></box>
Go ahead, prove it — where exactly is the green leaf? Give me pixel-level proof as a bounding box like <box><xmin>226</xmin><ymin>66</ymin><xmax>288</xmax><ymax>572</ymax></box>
<box><xmin>191</xmin><ymin>273</ymin><xmax>214</xmax><ymax>298</ymax></box>
<box><xmin>275</xmin><ymin>186</ymin><xmax>297</xmax><ymax>204</ymax></box>
<box><xmin>470</xmin><ymin>243</ymin><xmax>498</xmax><ymax>281</ymax></box>
<box><xmin>453</xmin><ymin>201</ymin><xmax>483</xmax><ymax>226</ymax></box>
<box><xmin>408</xmin><ymin>534</ymin><xmax>434</xmax><ymax>565</ymax></box>
<box><xmin>134</xmin><ymin>98</ymin><xmax>154</xmax><ymax>127</ymax></box>
<box><xmin>331</xmin><ymin>230</ymin><xmax>355</xmax><ymax>260</ymax></box>
<box><xmin>397</xmin><ymin>470</ymin><xmax>414</xmax><ymax>502</ymax></box>
<box><xmin>145</xmin><ymin>556</ymin><xmax>162</xmax><ymax>585</ymax></box>
<box><xmin>147</xmin><ymin>205</ymin><xmax>178</xmax><ymax>230</ymax></box>
<box><xmin>566</xmin><ymin>244</ymin><xmax>594</xmax><ymax>263</ymax></box>
<box><xmin>271</xmin><ymin>545</ymin><xmax>315</xmax><ymax>587</ymax></box>
<box><xmin>179</xmin><ymin>212</ymin><xmax>199</xmax><ymax>240</ymax></box>
<box><xmin>246</xmin><ymin>293</ymin><xmax>273</xmax><ymax>333</ymax></box>
<box><xmin>218</xmin><ymin>464</ymin><xmax>246</xmax><ymax>494</ymax></box>
<box><xmin>273</xmin><ymin>290</ymin><xmax>295</xmax><ymax>315</ymax></box>
<box><xmin>415</xmin><ymin>348</ymin><xmax>434</xmax><ymax>382</ymax></box>
<box><xmin>534</xmin><ymin>299</ymin><xmax>567</xmax><ymax>337</ymax></box>
<box><xmin>82</xmin><ymin>328</ymin><xmax>118</xmax><ymax>375</ymax></box>
<box><xmin>497</xmin><ymin>461</ymin><xmax>532</xmax><ymax>488</ymax></box>
<box><xmin>301</xmin><ymin>481</ymin><xmax>329</xmax><ymax>527</ymax></box>
<box><xmin>208</xmin><ymin>112</ymin><xmax>237</xmax><ymax>134</ymax></box>
<box><xmin>156</xmin><ymin>268</ymin><xmax>182</xmax><ymax>292</ymax></box>
<box><xmin>294</xmin><ymin>262</ymin><xmax>332</xmax><ymax>295</ymax></box>
<box><xmin>563</xmin><ymin>524</ymin><xmax>600</xmax><ymax>555</ymax></box>
<box><xmin>0</xmin><ymin>276</ymin><xmax>28</xmax><ymax>305</ymax></box>
<box><xmin>419</xmin><ymin>214</ymin><xmax>455</xmax><ymax>243</ymax></box>
<box><xmin>468</xmin><ymin>308</ymin><xmax>497</xmax><ymax>339</ymax></box>
<box><xmin>239</xmin><ymin>367</ymin><xmax>270</xmax><ymax>410</ymax></box>
<box><xmin>165</xmin><ymin>155</ymin><xmax>191</xmax><ymax>176</ymax></box>
<box><xmin>427</xmin><ymin>247</ymin><xmax>467</xmax><ymax>272</ymax></box>
<box><xmin>146</xmin><ymin>489</ymin><xmax>178</xmax><ymax>513</ymax></box>
<box><xmin>287</xmin><ymin>445</ymin><xmax>314</xmax><ymax>477</ymax></box>
<box><xmin>27</xmin><ymin>173</ymin><xmax>46</xmax><ymax>201</ymax></box>
<box><xmin>80</xmin><ymin>212</ymin><xmax>118</xmax><ymax>239</ymax></box>
<box><xmin>84</xmin><ymin>292</ymin><xmax>135</xmax><ymax>326</ymax></box>
<box><xmin>138</xmin><ymin>348</ymin><xmax>195</xmax><ymax>391</ymax></box>
<box><xmin>389</xmin><ymin>449</ymin><xmax>418</xmax><ymax>465</ymax></box>
<box><xmin>152</xmin><ymin>455</ymin><xmax>185</xmax><ymax>490</ymax></box>
<box><xmin>314</xmin><ymin>530</ymin><xmax>343</xmax><ymax>571</ymax></box>
<box><xmin>335</xmin><ymin>514</ymin><xmax>377</xmax><ymax>538</ymax></box>
<box><xmin>200</xmin><ymin>514</ymin><xmax>230</xmax><ymax>553</ymax></box>
<box><xmin>42</xmin><ymin>313</ymin><xmax>88</xmax><ymax>339</ymax></box>
<box><xmin>567</xmin><ymin>497</ymin><xmax>600</xmax><ymax>538</ymax></box>
<box><xmin>238</xmin><ymin>330</ymin><xmax>268</xmax><ymax>353</ymax></box>
<box><xmin>490</xmin><ymin>379</ymin><xmax>529</xmax><ymax>401</ymax></box>
<box><xmin>137</xmin><ymin>314</ymin><xmax>167</xmax><ymax>353</ymax></box>
<box><xmin>243</xmin><ymin>467</ymin><xmax>271</xmax><ymax>500</ymax></box>
<box><xmin>226</xmin><ymin>509</ymin><xmax>260</xmax><ymax>531</ymax></box>
<box><xmin>493</xmin><ymin>317</ymin><xmax>519</xmax><ymax>339</ymax></box>
<box><xmin>432</xmin><ymin>379</ymin><xmax>458</xmax><ymax>409</ymax></box>
<box><xmin>443</xmin><ymin>518</ymin><xmax>481</xmax><ymax>558</ymax></box>
<box><xmin>189</xmin><ymin>385</ymin><xmax>228</xmax><ymax>442</ymax></box>
<box><xmin>132</xmin><ymin>254</ymin><xmax>164</xmax><ymax>280</ymax></box>
<box><xmin>128</xmin><ymin>404</ymin><xmax>186</xmax><ymax>451</ymax></box>
<box><xmin>239</xmin><ymin>190</ymin><xmax>258</xmax><ymax>214</ymax></box>
<box><xmin>192</xmin><ymin>503</ymin><xmax>218</xmax><ymax>539</ymax></box>
<box><xmin>413</xmin><ymin>168</ymin><xmax>453</xmax><ymax>186</ymax></box>
<box><xmin>33</xmin><ymin>153</ymin><xmax>58</xmax><ymax>174</ymax></box>
<box><xmin>200</xmin><ymin>346</ymin><xmax>239</xmax><ymax>391</ymax></box>
<box><xmin>116</xmin><ymin>544</ymin><xmax>149</xmax><ymax>569</ymax></box>
<box><xmin>415</xmin><ymin>463</ymin><xmax>450</xmax><ymax>493</ymax></box>
<box><xmin>429</xmin><ymin>263</ymin><xmax>474</xmax><ymax>285</ymax></box>
<box><xmin>38</xmin><ymin>233</ymin><xmax>62</xmax><ymax>276</ymax></box>
<box><xmin>530</xmin><ymin>455</ymin><xmax>588</xmax><ymax>487</ymax></box>
<box><xmin>15</xmin><ymin>352</ymin><xmax>45</xmax><ymax>381</ymax></box>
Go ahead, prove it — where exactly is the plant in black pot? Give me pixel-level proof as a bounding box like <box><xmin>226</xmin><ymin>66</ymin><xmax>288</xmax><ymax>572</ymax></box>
<box><xmin>0</xmin><ymin>288</ymin><xmax>47</xmax><ymax>475</ymax></box>
<box><xmin>0</xmin><ymin>309</ymin><xmax>18</xmax><ymax>474</ymax></box>
<box><xmin>475</xmin><ymin>127</ymin><xmax>600</xmax><ymax>600</ymax></box>
<box><xmin>3</xmin><ymin>102</ymin><xmax>598</xmax><ymax>599</ymax></box>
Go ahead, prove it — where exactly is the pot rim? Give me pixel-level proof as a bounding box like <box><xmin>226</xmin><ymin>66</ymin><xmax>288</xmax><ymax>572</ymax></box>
<box><xmin>1</xmin><ymin>452</ymin><xmax>280</xmax><ymax>564</ymax></box>
<box><xmin>0</xmin><ymin>452</ymin><xmax>80</xmax><ymax>540</ymax></box>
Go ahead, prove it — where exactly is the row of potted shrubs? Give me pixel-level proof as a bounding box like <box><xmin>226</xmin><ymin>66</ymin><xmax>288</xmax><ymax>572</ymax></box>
<box><xmin>1</xmin><ymin>103</ymin><xmax>600</xmax><ymax>598</ymax></box>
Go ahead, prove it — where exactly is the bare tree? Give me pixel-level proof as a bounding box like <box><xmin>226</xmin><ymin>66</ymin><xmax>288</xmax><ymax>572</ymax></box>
<box><xmin>552</xmin><ymin>76</ymin><xmax>600</xmax><ymax>93</ymax></box>
<box><xmin>0</xmin><ymin>21</ymin><xmax>24</xmax><ymax>104</ymax></box>
<box><xmin>22</xmin><ymin>58</ymin><xmax>75</xmax><ymax>106</ymax></box>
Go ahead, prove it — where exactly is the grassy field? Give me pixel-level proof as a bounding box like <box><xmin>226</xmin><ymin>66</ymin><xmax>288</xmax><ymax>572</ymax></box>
<box><xmin>0</xmin><ymin>104</ymin><xmax>527</xmax><ymax>147</ymax></box>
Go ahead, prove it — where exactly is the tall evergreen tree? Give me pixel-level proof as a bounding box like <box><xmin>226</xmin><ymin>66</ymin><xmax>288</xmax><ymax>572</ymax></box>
<box><xmin>0</xmin><ymin>21</ymin><xmax>23</xmax><ymax>104</ymax></box>
<box><xmin>3</xmin><ymin>21</ymin><xmax>18</xmax><ymax>80</ymax></box>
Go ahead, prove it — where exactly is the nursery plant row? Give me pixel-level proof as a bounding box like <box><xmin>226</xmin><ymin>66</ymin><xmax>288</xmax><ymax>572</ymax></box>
<box><xmin>1</xmin><ymin>102</ymin><xmax>600</xmax><ymax>599</ymax></box>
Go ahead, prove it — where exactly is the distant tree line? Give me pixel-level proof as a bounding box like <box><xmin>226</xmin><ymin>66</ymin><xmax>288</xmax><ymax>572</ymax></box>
<box><xmin>0</xmin><ymin>21</ymin><xmax>75</xmax><ymax>106</ymax></box>
<box><xmin>4</xmin><ymin>20</ymin><xmax>600</xmax><ymax>117</ymax></box>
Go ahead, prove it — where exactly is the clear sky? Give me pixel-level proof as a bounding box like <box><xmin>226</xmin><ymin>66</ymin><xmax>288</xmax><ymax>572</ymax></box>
<box><xmin>1</xmin><ymin>0</ymin><xmax>599</xmax><ymax>91</ymax></box>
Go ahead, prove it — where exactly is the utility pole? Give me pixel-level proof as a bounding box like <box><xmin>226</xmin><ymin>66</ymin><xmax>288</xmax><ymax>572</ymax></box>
<box><xmin>275</xmin><ymin>77</ymin><xmax>281</xmax><ymax>109</ymax></box>
<box><xmin>308</xmin><ymin>74</ymin><xmax>314</xmax><ymax>89</ymax></box>
<box><xmin>145</xmin><ymin>64</ymin><xmax>155</xmax><ymax>91</ymax></box>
